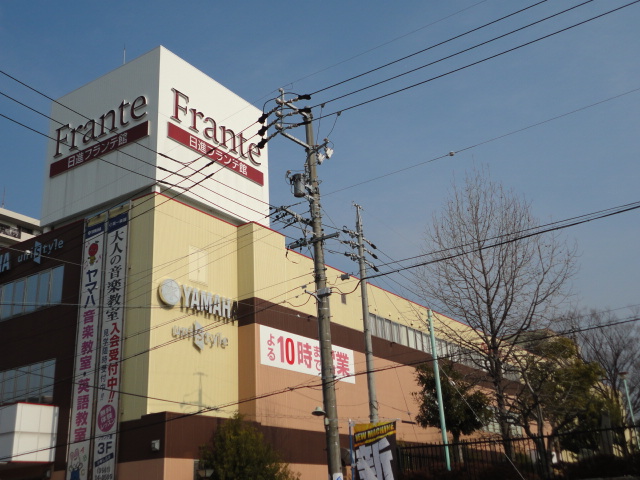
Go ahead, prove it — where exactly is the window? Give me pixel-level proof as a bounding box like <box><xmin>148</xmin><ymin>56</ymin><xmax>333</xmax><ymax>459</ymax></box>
<box><xmin>436</xmin><ymin>338</ymin><xmax>448</xmax><ymax>358</ymax></box>
<box><xmin>423</xmin><ymin>333</ymin><xmax>431</xmax><ymax>354</ymax></box>
<box><xmin>50</xmin><ymin>266</ymin><xmax>64</xmax><ymax>304</ymax></box>
<box><xmin>407</xmin><ymin>328</ymin><xmax>416</xmax><ymax>349</ymax></box>
<box><xmin>12</xmin><ymin>279</ymin><xmax>26</xmax><ymax>316</ymax></box>
<box><xmin>24</xmin><ymin>274</ymin><xmax>39</xmax><ymax>313</ymax></box>
<box><xmin>503</xmin><ymin>363</ymin><xmax>520</xmax><ymax>382</ymax></box>
<box><xmin>397</xmin><ymin>325</ymin><xmax>408</xmax><ymax>346</ymax></box>
<box><xmin>0</xmin><ymin>360</ymin><xmax>56</xmax><ymax>405</ymax></box>
<box><xmin>415</xmin><ymin>331</ymin><xmax>423</xmax><ymax>351</ymax></box>
<box><xmin>36</xmin><ymin>270</ymin><xmax>51</xmax><ymax>307</ymax></box>
<box><xmin>0</xmin><ymin>283</ymin><xmax>14</xmax><ymax>319</ymax></box>
<box><xmin>483</xmin><ymin>408</ymin><xmax>523</xmax><ymax>437</ymax></box>
<box><xmin>368</xmin><ymin>314</ymin><xmax>377</xmax><ymax>336</ymax></box>
<box><xmin>377</xmin><ymin>316</ymin><xmax>385</xmax><ymax>339</ymax></box>
<box><xmin>0</xmin><ymin>266</ymin><xmax>64</xmax><ymax>321</ymax></box>
<box><xmin>384</xmin><ymin>319</ymin><xmax>393</xmax><ymax>341</ymax></box>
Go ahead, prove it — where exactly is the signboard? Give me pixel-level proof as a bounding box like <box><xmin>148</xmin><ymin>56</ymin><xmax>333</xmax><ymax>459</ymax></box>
<box><xmin>0</xmin><ymin>237</ymin><xmax>65</xmax><ymax>274</ymax></box>
<box><xmin>259</xmin><ymin>325</ymin><xmax>355</xmax><ymax>383</ymax></box>
<box><xmin>172</xmin><ymin>320</ymin><xmax>229</xmax><ymax>351</ymax></box>
<box><xmin>42</xmin><ymin>47</ymin><xmax>270</xmax><ymax>227</ymax></box>
<box><xmin>67</xmin><ymin>221</ymin><xmax>106</xmax><ymax>480</ymax></box>
<box><xmin>92</xmin><ymin>211</ymin><xmax>129</xmax><ymax>480</ymax></box>
<box><xmin>157</xmin><ymin>278</ymin><xmax>235</xmax><ymax>321</ymax></box>
<box><xmin>50</xmin><ymin>122</ymin><xmax>150</xmax><ymax>177</ymax></box>
<box><xmin>167</xmin><ymin>123</ymin><xmax>264</xmax><ymax>185</ymax></box>
<box><xmin>353</xmin><ymin>422</ymin><xmax>400</xmax><ymax>480</ymax></box>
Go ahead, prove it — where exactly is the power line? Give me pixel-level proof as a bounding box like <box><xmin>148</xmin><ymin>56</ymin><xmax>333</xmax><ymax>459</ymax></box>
<box><xmin>309</xmin><ymin>0</ymin><xmax>553</xmax><ymax>97</ymax></box>
<box><xmin>366</xmin><ymin>199</ymin><xmax>640</xmax><ymax>280</ymax></box>
<box><xmin>285</xmin><ymin>0</ymin><xmax>490</xmax><ymax>90</ymax></box>
<box><xmin>312</xmin><ymin>0</ymin><xmax>640</xmax><ymax>120</ymax></box>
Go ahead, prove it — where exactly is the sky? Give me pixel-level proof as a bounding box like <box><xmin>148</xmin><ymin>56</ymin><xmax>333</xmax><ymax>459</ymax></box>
<box><xmin>0</xmin><ymin>0</ymin><xmax>638</xmax><ymax>318</ymax></box>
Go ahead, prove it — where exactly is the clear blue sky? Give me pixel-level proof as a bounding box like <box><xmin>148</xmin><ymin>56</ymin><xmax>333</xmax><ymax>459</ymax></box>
<box><xmin>1</xmin><ymin>1</ymin><xmax>638</xmax><ymax>315</ymax></box>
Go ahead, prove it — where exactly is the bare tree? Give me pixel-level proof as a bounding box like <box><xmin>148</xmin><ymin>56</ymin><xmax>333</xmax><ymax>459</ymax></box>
<box><xmin>416</xmin><ymin>167</ymin><xmax>577</xmax><ymax>454</ymax></box>
<box><xmin>565</xmin><ymin>307</ymin><xmax>640</xmax><ymax>425</ymax></box>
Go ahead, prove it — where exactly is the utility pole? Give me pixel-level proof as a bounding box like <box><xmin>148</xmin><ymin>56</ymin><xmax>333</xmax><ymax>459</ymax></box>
<box><xmin>258</xmin><ymin>91</ymin><xmax>343</xmax><ymax>479</ymax></box>
<box><xmin>354</xmin><ymin>204</ymin><xmax>379</xmax><ymax>423</ymax></box>
<box><xmin>304</xmin><ymin>114</ymin><xmax>343</xmax><ymax>479</ymax></box>
<box><xmin>427</xmin><ymin>308</ymin><xmax>451</xmax><ymax>471</ymax></box>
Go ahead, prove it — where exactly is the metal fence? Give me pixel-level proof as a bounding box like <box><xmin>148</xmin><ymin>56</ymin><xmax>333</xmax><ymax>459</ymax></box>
<box><xmin>398</xmin><ymin>426</ymin><xmax>640</xmax><ymax>479</ymax></box>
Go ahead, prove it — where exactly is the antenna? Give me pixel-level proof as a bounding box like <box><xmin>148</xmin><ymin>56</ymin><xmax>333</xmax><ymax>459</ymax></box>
<box><xmin>123</xmin><ymin>44</ymin><xmax>126</xmax><ymax>65</ymax></box>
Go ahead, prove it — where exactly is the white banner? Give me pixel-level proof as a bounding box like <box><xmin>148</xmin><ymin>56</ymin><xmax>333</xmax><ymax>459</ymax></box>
<box><xmin>259</xmin><ymin>325</ymin><xmax>355</xmax><ymax>383</ymax></box>
<box><xmin>92</xmin><ymin>212</ymin><xmax>129</xmax><ymax>480</ymax></box>
<box><xmin>67</xmin><ymin>221</ymin><xmax>106</xmax><ymax>480</ymax></box>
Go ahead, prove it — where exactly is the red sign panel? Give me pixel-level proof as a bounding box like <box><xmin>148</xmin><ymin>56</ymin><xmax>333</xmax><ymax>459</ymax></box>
<box><xmin>167</xmin><ymin>122</ymin><xmax>264</xmax><ymax>186</ymax></box>
<box><xmin>50</xmin><ymin>121</ymin><xmax>150</xmax><ymax>177</ymax></box>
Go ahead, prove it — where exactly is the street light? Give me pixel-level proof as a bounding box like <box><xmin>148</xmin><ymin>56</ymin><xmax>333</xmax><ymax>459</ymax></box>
<box><xmin>312</xmin><ymin>406</ymin><xmax>327</xmax><ymax>417</ymax></box>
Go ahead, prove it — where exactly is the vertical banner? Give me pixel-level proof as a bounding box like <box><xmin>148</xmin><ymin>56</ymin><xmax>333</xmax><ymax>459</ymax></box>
<box><xmin>67</xmin><ymin>220</ymin><xmax>107</xmax><ymax>480</ymax></box>
<box><xmin>92</xmin><ymin>211</ymin><xmax>129</xmax><ymax>480</ymax></box>
<box><xmin>353</xmin><ymin>421</ymin><xmax>400</xmax><ymax>480</ymax></box>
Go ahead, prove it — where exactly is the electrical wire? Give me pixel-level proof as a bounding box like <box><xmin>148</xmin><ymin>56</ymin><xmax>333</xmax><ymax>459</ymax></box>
<box><xmin>311</xmin><ymin>1</ymin><xmax>640</xmax><ymax>121</ymax></box>
<box><xmin>309</xmin><ymin>0</ymin><xmax>552</xmax><ymax>97</ymax></box>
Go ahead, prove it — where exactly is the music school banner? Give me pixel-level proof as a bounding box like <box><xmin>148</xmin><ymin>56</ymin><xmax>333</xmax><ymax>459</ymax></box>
<box><xmin>67</xmin><ymin>220</ymin><xmax>107</xmax><ymax>480</ymax></box>
<box><xmin>92</xmin><ymin>212</ymin><xmax>129</xmax><ymax>480</ymax></box>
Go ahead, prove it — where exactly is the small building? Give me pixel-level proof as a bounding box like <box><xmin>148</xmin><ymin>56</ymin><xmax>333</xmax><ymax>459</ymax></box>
<box><xmin>0</xmin><ymin>207</ymin><xmax>40</xmax><ymax>249</ymax></box>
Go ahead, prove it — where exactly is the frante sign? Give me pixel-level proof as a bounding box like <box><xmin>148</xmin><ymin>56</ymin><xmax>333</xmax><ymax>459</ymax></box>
<box><xmin>50</xmin><ymin>96</ymin><xmax>149</xmax><ymax>177</ymax></box>
<box><xmin>158</xmin><ymin>279</ymin><xmax>235</xmax><ymax>352</ymax></box>
<box><xmin>167</xmin><ymin>88</ymin><xmax>264</xmax><ymax>185</ymax></box>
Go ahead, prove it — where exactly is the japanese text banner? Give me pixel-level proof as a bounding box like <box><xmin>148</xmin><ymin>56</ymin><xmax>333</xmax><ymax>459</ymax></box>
<box><xmin>92</xmin><ymin>211</ymin><xmax>129</xmax><ymax>480</ymax></box>
<box><xmin>67</xmin><ymin>222</ymin><xmax>106</xmax><ymax>480</ymax></box>
<box><xmin>259</xmin><ymin>325</ymin><xmax>355</xmax><ymax>384</ymax></box>
<box><xmin>353</xmin><ymin>422</ymin><xmax>399</xmax><ymax>480</ymax></box>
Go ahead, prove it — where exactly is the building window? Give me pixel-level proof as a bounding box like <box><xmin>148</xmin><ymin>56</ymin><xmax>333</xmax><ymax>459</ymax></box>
<box><xmin>407</xmin><ymin>328</ymin><xmax>416</xmax><ymax>349</ymax></box>
<box><xmin>0</xmin><ymin>266</ymin><xmax>64</xmax><ymax>321</ymax></box>
<box><xmin>483</xmin><ymin>408</ymin><xmax>523</xmax><ymax>437</ymax></box>
<box><xmin>0</xmin><ymin>359</ymin><xmax>56</xmax><ymax>405</ymax></box>
<box><xmin>0</xmin><ymin>223</ymin><xmax>21</xmax><ymax>239</ymax></box>
<box><xmin>368</xmin><ymin>314</ymin><xmax>377</xmax><ymax>336</ymax></box>
<box><xmin>397</xmin><ymin>325</ymin><xmax>408</xmax><ymax>346</ymax></box>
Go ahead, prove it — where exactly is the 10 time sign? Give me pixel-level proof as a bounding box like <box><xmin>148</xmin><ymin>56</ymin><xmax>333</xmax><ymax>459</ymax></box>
<box><xmin>259</xmin><ymin>325</ymin><xmax>355</xmax><ymax>384</ymax></box>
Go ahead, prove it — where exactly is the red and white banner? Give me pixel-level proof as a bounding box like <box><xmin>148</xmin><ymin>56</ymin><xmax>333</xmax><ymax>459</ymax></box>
<box><xmin>92</xmin><ymin>212</ymin><xmax>129</xmax><ymax>480</ymax></box>
<box><xmin>50</xmin><ymin>121</ymin><xmax>149</xmax><ymax>177</ymax></box>
<box><xmin>259</xmin><ymin>325</ymin><xmax>355</xmax><ymax>383</ymax></box>
<box><xmin>167</xmin><ymin>123</ymin><xmax>264</xmax><ymax>185</ymax></box>
<box><xmin>67</xmin><ymin>222</ymin><xmax>106</xmax><ymax>480</ymax></box>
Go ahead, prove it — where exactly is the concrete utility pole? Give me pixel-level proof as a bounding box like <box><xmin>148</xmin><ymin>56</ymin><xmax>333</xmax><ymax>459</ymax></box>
<box><xmin>354</xmin><ymin>204</ymin><xmax>379</xmax><ymax>423</ymax></box>
<box><xmin>303</xmin><ymin>114</ymin><xmax>343</xmax><ymax>479</ymax></box>
<box><xmin>260</xmin><ymin>91</ymin><xmax>342</xmax><ymax>479</ymax></box>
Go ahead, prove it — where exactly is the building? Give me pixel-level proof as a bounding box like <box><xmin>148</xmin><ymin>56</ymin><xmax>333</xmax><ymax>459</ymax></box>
<box><xmin>0</xmin><ymin>208</ymin><xmax>40</xmax><ymax>249</ymax></box>
<box><xmin>0</xmin><ymin>46</ymin><xmax>487</xmax><ymax>480</ymax></box>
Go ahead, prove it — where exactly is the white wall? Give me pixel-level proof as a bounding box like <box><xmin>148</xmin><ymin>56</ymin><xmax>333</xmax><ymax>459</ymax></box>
<box><xmin>42</xmin><ymin>46</ymin><xmax>269</xmax><ymax>227</ymax></box>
